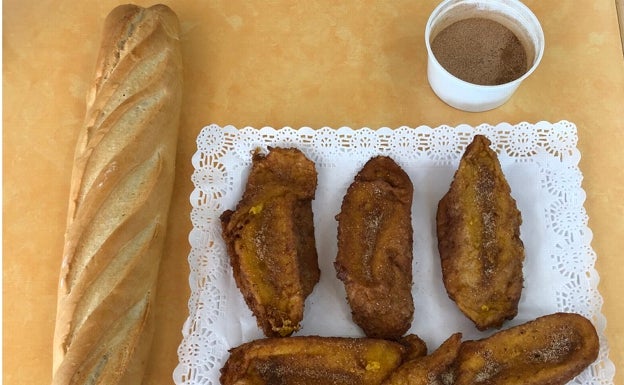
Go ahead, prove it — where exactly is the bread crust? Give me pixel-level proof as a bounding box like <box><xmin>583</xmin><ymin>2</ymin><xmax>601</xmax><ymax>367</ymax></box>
<box><xmin>51</xmin><ymin>5</ymin><xmax>183</xmax><ymax>385</ymax></box>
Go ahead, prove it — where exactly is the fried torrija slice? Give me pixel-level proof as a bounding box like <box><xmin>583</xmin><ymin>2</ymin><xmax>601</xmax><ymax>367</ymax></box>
<box><xmin>454</xmin><ymin>313</ymin><xmax>599</xmax><ymax>385</ymax></box>
<box><xmin>220</xmin><ymin>336</ymin><xmax>406</xmax><ymax>385</ymax></box>
<box><xmin>220</xmin><ymin>147</ymin><xmax>319</xmax><ymax>337</ymax></box>
<box><xmin>437</xmin><ymin>135</ymin><xmax>525</xmax><ymax>330</ymax></box>
<box><xmin>335</xmin><ymin>156</ymin><xmax>415</xmax><ymax>340</ymax></box>
<box><xmin>383</xmin><ymin>333</ymin><xmax>462</xmax><ymax>385</ymax></box>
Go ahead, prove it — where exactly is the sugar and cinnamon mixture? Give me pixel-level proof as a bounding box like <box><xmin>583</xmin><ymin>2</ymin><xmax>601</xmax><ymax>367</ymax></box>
<box><xmin>431</xmin><ymin>17</ymin><xmax>528</xmax><ymax>85</ymax></box>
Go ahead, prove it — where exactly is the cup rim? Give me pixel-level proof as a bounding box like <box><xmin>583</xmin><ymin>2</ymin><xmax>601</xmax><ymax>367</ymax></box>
<box><xmin>425</xmin><ymin>0</ymin><xmax>545</xmax><ymax>90</ymax></box>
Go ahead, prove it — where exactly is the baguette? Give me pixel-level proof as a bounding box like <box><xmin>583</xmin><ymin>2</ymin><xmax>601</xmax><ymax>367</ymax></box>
<box><xmin>51</xmin><ymin>4</ymin><xmax>183</xmax><ymax>385</ymax></box>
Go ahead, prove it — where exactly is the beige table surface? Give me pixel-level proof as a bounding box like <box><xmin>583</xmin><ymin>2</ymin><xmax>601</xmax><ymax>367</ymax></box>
<box><xmin>4</xmin><ymin>1</ymin><xmax>624</xmax><ymax>384</ymax></box>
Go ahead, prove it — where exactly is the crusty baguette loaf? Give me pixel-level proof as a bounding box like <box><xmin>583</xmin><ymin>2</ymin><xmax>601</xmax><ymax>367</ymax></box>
<box><xmin>51</xmin><ymin>4</ymin><xmax>183</xmax><ymax>385</ymax></box>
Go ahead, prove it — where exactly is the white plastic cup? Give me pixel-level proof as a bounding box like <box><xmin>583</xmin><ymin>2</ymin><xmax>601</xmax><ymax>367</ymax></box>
<box><xmin>425</xmin><ymin>0</ymin><xmax>545</xmax><ymax>112</ymax></box>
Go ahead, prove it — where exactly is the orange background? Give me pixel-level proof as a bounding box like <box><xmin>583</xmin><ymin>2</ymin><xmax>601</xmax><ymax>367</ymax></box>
<box><xmin>4</xmin><ymin>1</ymin><xmax>624</xmax><ymax>384</ymax></box>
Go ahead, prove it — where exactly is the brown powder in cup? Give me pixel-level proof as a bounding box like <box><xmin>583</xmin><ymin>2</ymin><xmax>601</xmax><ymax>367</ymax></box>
<box><xmin>431</xmin><ymin>17</ymin><xmax>528</xmax><ymax>85</ymax></box>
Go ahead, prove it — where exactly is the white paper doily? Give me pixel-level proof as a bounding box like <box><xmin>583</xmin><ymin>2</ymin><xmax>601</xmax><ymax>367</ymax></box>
<box><xmin>174</xmin><ymin>122</ymin><xmax>614</xmax><ymax>385</ymax></box>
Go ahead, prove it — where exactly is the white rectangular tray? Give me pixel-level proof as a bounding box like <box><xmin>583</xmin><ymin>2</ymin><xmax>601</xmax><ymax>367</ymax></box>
<box><xmin>174</xmin><ymin>121</ymin><xmax>613</xmax><ymax>385</ymax></box>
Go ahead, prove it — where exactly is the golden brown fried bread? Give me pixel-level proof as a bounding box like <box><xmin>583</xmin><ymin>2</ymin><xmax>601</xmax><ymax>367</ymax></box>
<box><xmin>220</xmin><ymin>336</ymin><xmax>406</xmax><ymax>385</ymax></box>
<box><xmin>220</xmin><ymin>148</ymin><xmax>320</xmax><ymax>337</ymax></box>
<box><xmin>437</xmin><ymin>135</ymin><xmax>525</xmax><ymax>330</ymax></box>
<box><xmin>383</xmin><ymin>333</ymin><xmax>462</xmax><ymax>385</ymax></box>
<box><xmin>398</xmin><ymin>334</ymin><xmax>428</xmax><ymax>361</ymax></box>
<box><xmin>335</xmin><ymin>156</ymin><xmax>414</xmax><ymax>340</ymax></box>
<box><xmin>454</xmin><ymin>313</ymin><xmax>599</xmax><ymax>385</ymax></box>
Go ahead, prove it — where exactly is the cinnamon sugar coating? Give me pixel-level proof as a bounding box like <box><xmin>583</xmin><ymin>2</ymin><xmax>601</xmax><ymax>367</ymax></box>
<box><xmin>436</xmin><ymin>135</ymin><xmax>525</xmax><ymax>330</ymax></box>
